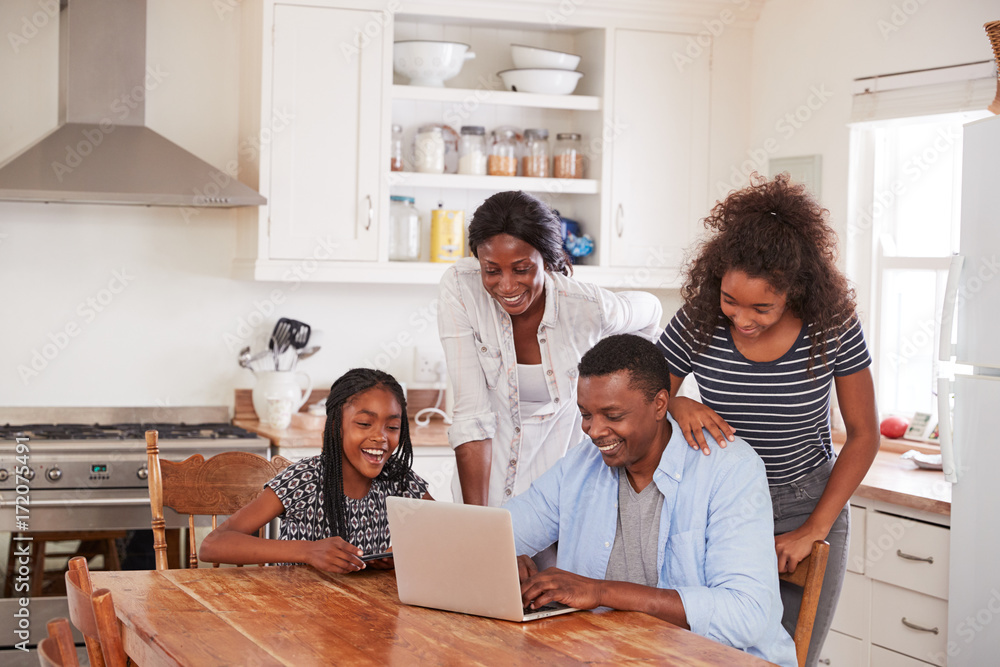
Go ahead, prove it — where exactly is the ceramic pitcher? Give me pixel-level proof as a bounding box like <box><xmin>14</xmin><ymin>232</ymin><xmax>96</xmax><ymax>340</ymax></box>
<box><xmin>252</xmin><ymin>370</ymin><xmax>313</xmax><ymax>428</ymax></box>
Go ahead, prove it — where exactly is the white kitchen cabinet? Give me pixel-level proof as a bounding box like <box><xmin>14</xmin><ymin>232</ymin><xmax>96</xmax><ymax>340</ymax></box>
<box><xmin>267</xmin><ymin>3</ymin><xmax>383</xmax><ymax>261</ymax></box>
<box><xmin>607</xmin><ymin>29</ymin><xmax>709</xmax><ymax>274</ymax></box>
<box><xmin>818</xmin><ymin>630</ymin><xmax>866</xmax><ymax>666</ymax></box>
<box><xmin>235</xmin><ymin>2</ymin><xmax>722</xmax><ymax>286</ymax></box>
<box><xmin>825</xmin><ymin>499</ymin><xmax>951</xmax><ymax>667</ymax></box>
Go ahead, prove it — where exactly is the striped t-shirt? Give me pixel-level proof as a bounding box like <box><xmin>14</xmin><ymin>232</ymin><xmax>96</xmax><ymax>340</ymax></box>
<box><xmin>657</xmin><ymin>309</ymin><xmax>872</xmax><ymax>485</ymax></box>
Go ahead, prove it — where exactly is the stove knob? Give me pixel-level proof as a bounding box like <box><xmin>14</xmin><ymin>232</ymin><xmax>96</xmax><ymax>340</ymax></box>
<box><xmin>0</xmin><ymin>468</ymin><xmax>8</xmax><ymax>482</ymax></box>
<box><xmin>136</xmin><ymin>465</ymin><xmax>148</xmax><ymax>481</ymax></box>
<box><xmin>46</xmin><ymin>466</ymin><xmax>62</xmax><ymax>482</ymax></box>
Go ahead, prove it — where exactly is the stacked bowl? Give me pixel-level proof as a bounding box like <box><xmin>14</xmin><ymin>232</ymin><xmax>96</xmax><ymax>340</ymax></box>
<box><xmin>498</xmin><ymin>45</ymin><xmax>583</xmax><ymax>95</ymax></box>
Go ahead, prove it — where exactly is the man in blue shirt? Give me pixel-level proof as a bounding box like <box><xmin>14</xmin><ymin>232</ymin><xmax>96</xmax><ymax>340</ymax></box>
<box><xmin>508</xmin><ymin>334</ymin><xmax>796</xmax><ymax>667</ymax></box>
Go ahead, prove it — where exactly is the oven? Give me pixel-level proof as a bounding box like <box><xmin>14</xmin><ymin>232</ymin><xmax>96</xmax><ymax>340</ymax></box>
<box><xmin>0</xmin><ymin>407</ymin><xmax>271</xmax><ymax>664</ymax></box>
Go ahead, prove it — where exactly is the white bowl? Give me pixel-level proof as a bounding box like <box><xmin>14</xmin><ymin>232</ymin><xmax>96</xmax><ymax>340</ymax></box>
<box><xmin>497</xmin><ymin>68</ymin><xmax>584</xmax><ymax>95</ymax></box>
<box><xmin>511</xmin><ymin>44</ymin><xmax>581</xmax><ymax>71</ymax></box>
<box><xmin>394</xmin><ymin>40</ymin><xmax>475</xmax><ymax>87</ymax></box>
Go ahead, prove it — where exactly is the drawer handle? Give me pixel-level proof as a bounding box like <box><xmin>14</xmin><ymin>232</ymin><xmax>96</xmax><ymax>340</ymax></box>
<box><xmin>901</xmin><ymin>617</ymin><xmax>939</xmax><ymax>634</ymax></box>
<box><xmin>896</xmin><ymin>549</ymin><xmax>934</xmax><ymax>564</ymax></box>
<box><xmin>818</xmin><ymin>660</ymin><xmax>831</xmax><ymax>665</ymax></box>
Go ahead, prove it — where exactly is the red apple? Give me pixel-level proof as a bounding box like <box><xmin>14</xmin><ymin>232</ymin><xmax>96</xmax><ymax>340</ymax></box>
<box><xmin>880</xmin><ymin>416</ymin><xmax>909</xmax><ymax>439</ymax></box>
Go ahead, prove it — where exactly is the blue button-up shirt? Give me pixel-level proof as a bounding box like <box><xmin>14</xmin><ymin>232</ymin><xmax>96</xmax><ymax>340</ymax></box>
<box><xmin>507</xmin><ymin>415</ymin><xmax>797</xmax><ymax>667</ymax></box>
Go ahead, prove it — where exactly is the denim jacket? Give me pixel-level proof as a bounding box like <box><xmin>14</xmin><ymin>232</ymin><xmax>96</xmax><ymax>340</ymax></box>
<box><xmin>438</xmin><ymin>257</ymin><xmax>662</xmax><ymax>506</ymax></box>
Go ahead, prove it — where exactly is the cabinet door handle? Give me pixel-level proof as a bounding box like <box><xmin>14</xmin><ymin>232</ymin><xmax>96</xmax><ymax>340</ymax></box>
<box><xmin>896</xmin><ymin>549</ymin><xmax>933</xmax><ymax>564</ymax></box>
<box><xmin>901</xmin><ymin>617</ymin><xmax>939</xmax><ymax>634</ymax></box>
<box><xmin>364</xmin><ymin>194</ymin><xmax>373</xmax><ymax>230</ymax></box>
<box><xmin>615</xmin><ymin>203</ymin><xmax>624</xmax><ymax>237</ymax></box>
<box><xmin>818</xmin><ymin>660</ymin><xmax>831</xmax><ymax>665</ymax></box>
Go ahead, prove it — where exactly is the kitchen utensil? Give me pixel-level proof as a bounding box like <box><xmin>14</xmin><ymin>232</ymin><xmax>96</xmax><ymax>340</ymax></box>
<box><xmin>269</xmin><ymin>318</ymin><xmax>311</xmax><ymax>370</ymax></box>
<box><xmin>269</xmin><ymin>320</ymin><xmax>292</xmax><ymax>368</ymax></box>
<box><xmin>292</xmin><ymin>345</ymin><xmax>321</xmax><ymax>370</ymax></box>
<box><xmin>393</xmin><ymin>40</ymin><xmax>476</xmax><ymax>87</ymax></box>
<box><xmin>497</xmin><ymin>68</ymin><xmax>583</xmax><ymax>95</ymax></box>
<box><xmin>247</xmin><ymin>349</ymin><xmax>271</xmax><ymax>371</ymax></box>
<box><xmin>510</xmin><ymin>44</ymin><xmax>581</xmax><ymax>71</ymax></box>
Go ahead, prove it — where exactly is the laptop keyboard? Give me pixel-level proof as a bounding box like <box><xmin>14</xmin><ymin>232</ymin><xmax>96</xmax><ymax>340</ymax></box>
<box><xmin>523</xmin><ymin>602</ymin><xmax>565</xmax><ymax>614</ymax></box>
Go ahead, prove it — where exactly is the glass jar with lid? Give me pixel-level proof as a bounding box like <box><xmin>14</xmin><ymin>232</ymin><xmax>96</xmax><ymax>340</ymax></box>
<box><xmin>413</xmin><ymin>125</ymin><xmax>445</xmax><ymax>174</ymax></box>
<box><xmin>522</xmin><ymin>128</ymin><xmax>550</xmax><ymax>178</ymax></box>
<box><xmin>488</xmin><ymin>127</ymin><xmax>519</xmax><ymax>177</ymax></box>
<box><xmin>390</xmin><ymin>124</ymin><xmax>404</xmax><ymax>172</ymax></box>
<box><xmin>388</xmin><ymin>195</ymin><xmax>421</xmax><ymax>261</ymax></box>
<box><xmin>458</xmin><ymin>126</ymin><xmax>487</xmax><ymax>175</ymax></box>
<box><xmin>553</xmin><ymin>132</ymin><xmax>583</xmax><ymax>179</ymax></box>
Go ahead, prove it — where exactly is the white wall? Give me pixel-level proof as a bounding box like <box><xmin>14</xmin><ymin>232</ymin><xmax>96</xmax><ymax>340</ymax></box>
<box><xmin>744</xmin><ymin>0</ymin><xmax>997</xmax><ymax>320</ymax></box>
<box><xmin>0</xmin><ymin>0</ymin><xmax>449</xmax><ymax>407</ymax></box>
<box><xmin>0</xmin><ymin>0</ymin><xmax>681</xmax><ymax>408</ymax></box>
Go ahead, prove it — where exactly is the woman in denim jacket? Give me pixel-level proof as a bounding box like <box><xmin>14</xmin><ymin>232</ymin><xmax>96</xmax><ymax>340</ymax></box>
<box><xmin>438</xmin><ymin>191</ymin><xmax>662</xmax><ymax>515</ymax></box>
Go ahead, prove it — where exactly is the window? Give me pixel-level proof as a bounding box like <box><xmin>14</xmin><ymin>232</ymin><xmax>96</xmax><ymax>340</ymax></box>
<box><xmin>847</xmin><ymin>61</ymin><xmax>994</xmax><ymax>428</ymax></box>
<box><xmin>850</xmin><ymin>109</ymin><xmax>989</xmax><ymax>423</ymax></box>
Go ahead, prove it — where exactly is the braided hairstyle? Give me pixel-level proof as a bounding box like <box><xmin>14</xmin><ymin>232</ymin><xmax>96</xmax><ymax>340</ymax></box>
<box><xmin>680</xmin><ymin>173</ymin><xmax>857</xmax><ymax>374</ymax></box>
<box><xmin>320</xmin><ymin>368</ymin><xmax>414</xmax><ymax>540</ymax></box>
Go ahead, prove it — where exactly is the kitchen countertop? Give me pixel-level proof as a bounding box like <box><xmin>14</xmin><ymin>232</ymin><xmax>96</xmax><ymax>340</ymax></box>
<box><xmin>234</xmin><ymin>417</ymin><xmax>450</xmax><ymax>450</ymax></box>
<box><xmin>833</xmin><ymin>435</ymin><xmax>951</xmax><ymax>516</ymax></box>
<box><xmin>236</xmin><ymin>418</ymin><xmax>950</xmax><ymax>515</ymax></box>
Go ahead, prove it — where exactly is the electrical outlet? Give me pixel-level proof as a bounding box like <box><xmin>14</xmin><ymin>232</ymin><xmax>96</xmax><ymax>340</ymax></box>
<box><xmin>414</xmin><ymin>348</ymin><xmax>445</xmax><ymax>386</ymax></box>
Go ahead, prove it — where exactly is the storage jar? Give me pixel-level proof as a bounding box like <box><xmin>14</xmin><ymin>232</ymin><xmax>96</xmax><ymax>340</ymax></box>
<box><xmin>522</xmin><ymin>128</ymin><xmax>550</xmax><ymax>178</ymax></box>
<box><xmin>458</xmin><ymin>126</ymin><xmax>487</xmax><ymax>175</ymax></box>
<box><xmin>553</xmin><ymin>132</ymin><xmax>583</xmax><ymax>179</ymax></box>
<box><xmin>388</xmin><ymin>195</ymin><xmax>421</xmax><ymax>261</ymax></box>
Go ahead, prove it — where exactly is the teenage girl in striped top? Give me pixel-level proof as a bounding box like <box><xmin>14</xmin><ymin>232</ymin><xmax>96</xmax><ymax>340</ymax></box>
<box><xmin>657</xmin><ymin>173</ymin><xmax>879</xmax><ymax>667</ymax></box>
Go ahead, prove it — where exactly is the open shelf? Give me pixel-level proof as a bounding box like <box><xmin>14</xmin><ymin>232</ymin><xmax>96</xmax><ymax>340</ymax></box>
<box><xmin>388</xmin><ymin>172</ymin><xmax>599</xmax><ymax>194</ymax></box>
<box><xmin>392</xmin><ymin>84</ymin><xmax>601</xmax><ymax>111</ymax></box>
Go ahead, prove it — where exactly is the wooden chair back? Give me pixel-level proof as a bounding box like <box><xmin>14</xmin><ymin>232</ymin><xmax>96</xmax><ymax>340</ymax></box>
<box><xmin>145</xmin><ymin>429</ymin><xmax>293</xmax><ymax>570</ymax></box>
<box><xmin>779</xmin><ymin>539</ymin><xmax>831</xmax><ymax>667</ymax></box>
<box><xmin>64</xmin><ymin>557</ymin><xmax>126</xmax><ymax>667</ymax></box>
<box><xmin>37</xmin><ymin>617</ymin><xmax>80</xmax><ymax>667</ymax></box>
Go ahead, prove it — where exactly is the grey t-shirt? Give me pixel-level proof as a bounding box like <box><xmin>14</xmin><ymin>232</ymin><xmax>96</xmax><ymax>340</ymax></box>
<box><xmin>604</xmin><ymin>471</ymin><xmax>664</xmax><ymax>586</ymax></box>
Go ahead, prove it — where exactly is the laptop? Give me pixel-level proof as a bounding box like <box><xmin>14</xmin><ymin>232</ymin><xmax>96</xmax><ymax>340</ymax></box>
<box><xmin>386</xmin><ymin>496</ymin><xmax>580</xmax><ymax>622</ymax></box>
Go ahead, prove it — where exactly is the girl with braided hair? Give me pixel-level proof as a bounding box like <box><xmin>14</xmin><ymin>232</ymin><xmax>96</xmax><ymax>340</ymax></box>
<box><xmin>200</xmin><ymin>368</ymin><xmax>431</xmax><ymax>573</ymax></box>
<box><xmin>656</xmin><ymin>173</ymin><xmax>879</xmax><ymax>667</ymax></box>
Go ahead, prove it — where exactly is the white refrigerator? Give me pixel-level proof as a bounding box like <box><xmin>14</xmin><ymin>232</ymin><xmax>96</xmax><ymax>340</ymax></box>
<box><xmin>938</xmin><ymin>113</ymin><xmax>1000</xmax><ymax>667</ymax></box>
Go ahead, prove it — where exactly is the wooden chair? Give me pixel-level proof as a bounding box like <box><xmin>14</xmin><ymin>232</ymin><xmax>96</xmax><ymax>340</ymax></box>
<box><xmin>145</xmin><ymin>430</ymin><xmax>293</xmax><ymax>569</ymax></box>
<box><xmin>37</xmin><ymin>617</ymin><xmax>80</xmax><ymax>667</ymax></box>
<box><xmin>779</xmin><ymin>539</ymin><xmax>831</xmax><ymax>667</ymax></box>
<box><xmin>4</xmin><ymin>531</ymin><xmax>124</xmax><ymax>598</ymax></box>
<box><xmin>65</xmin><ymin>556</ymin><xmax>127</xmax><ymax>667</ymax></box>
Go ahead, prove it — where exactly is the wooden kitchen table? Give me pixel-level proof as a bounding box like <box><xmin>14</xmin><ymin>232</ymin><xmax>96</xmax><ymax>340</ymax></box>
<box><xmin>92</xmin><ymin>566</ymin><xmax>777</xmax><ymax>666</ymax></box>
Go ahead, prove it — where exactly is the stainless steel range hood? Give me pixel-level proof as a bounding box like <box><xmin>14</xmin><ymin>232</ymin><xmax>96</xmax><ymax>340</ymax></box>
<box><xmin>0</xmin><ymin>0</ymin><xmax>265</xmax><ymax>208</ymax></box>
